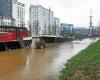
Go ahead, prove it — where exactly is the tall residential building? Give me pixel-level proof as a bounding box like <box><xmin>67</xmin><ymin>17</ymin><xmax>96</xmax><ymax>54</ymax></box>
<box><xmin>0</xmin><ymin>0</ymin><xmax>25</xmax><ymax>27</ymax></box>
<box><xmin>17</xmin><ymin>2</ymin><xmax>25</xmax><ymax>27</ymax></box>
<box><xmin>54</xmin><ymin>17</ymin><xmax>60</xmax><ymax>36</ymax></box>
<box><xmin>29</xmin><ymin>5</ymin><xmax>54</xmax><ymax>36</ymax></box>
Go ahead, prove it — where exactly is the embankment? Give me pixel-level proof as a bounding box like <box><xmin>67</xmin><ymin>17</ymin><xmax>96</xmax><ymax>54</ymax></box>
<box><xmin>59</xmin><ymin>40</ymin><xmax>100</xmax><ymax>80</ymax></box>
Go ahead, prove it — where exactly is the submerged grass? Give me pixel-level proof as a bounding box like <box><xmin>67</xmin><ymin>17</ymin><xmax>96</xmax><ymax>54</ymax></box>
<box><xmin>59</xmin><ymin>40</ymin><xmax>100</xmax><ymax>80</ymax></box>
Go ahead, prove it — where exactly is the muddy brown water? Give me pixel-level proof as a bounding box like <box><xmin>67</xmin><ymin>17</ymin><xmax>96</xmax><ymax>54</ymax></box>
<box><xmin>0</xmin><ymin>39</ymin><xmax>94</xmax><ymax>80</ymax></box>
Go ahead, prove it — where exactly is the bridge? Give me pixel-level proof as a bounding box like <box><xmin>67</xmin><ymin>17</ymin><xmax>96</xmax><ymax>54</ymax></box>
<box><xmin>32</xmin><ymin>34</ymin><xmax>73</xmax><ymax>43</ymax></box>
<box><xmin>32</xmin><ymin>34</ymin><xmax>63</xmax><ymax>38</ymax></box>
<box><xmin>32</xmin><ymin>34</ymin><xmax>73</xmax><ymax>48</ymax></box>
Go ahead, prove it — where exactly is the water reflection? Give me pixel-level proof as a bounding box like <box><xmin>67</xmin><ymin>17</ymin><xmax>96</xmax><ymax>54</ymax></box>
<box><xmin>0</xmin><ymin>50</ymin><xmax>25</xmax><ymax>73</ymax></box>
<box><xmin>0</xmin><ymin>38</ymin><xmax>95</xmax><ymax>80</ymax></box>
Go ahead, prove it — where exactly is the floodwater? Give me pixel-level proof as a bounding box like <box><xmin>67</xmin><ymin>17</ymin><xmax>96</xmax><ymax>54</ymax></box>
<box><xmin>0</xmin><ymin>38</ymin><xmax>96</xmax><ymax>80</ymax></box>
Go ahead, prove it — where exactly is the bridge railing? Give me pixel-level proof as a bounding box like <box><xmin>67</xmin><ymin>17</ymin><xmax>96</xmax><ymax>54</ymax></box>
<box><xmin>32</xmin><ymin>34</ymin><xmax>63</xmax><ymax>38</ymax></box>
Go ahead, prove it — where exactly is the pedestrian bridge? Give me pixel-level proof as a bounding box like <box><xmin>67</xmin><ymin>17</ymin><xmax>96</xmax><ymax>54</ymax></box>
<box><xmin>32</xmin><ymin>35</ymin><xmax>73</xmax><ymax>43</ymax></box>
<box><xmin>31</xmin><ymin>35</ymin><xmax>73</xmax><ymax>48</ymax></box>
<box><xmin>32</xmin><ymin>35</ymin><xmax>63</xmax><ymax>38</ymax></box>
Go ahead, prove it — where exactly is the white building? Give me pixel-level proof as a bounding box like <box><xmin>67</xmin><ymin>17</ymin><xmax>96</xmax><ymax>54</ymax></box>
<box><xmin>54</xmin><ymin>18</ymin><xmax>60</xmax><ymax>36</ymax></box>
<box><xmin>29</xmin><ymin>5</ymin><xmax>54</xmax><ymax>36</ymax></box>
<box><xmin>0</xmin><ymin>17</ymin><xmax>12</xmax><ymax>26</ymax></box>
<box><xmin>0</xmin><ymin>0</ymin><xmax>25</xmax><ymax>27</ymax></box>
<box><xmin>17</xmin><ymin>2</ymin><xmax>25</xmax><ymax>27</ymax></box>
<box><xmin>12</xmin><ymin>0</ymin><xmax>18</xmax><ymax>26</ymax></box>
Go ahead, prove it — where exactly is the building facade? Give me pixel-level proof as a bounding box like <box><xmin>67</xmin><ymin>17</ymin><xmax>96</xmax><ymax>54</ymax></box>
<box><xmin>54</xmin><ymin>17</ymin><xmax>60</xmax><ymax>36</ymax></box>
<box><xmin>60</xmin><ymin>23</ymin><xmax>74</xmax><ymax>37</ymax></box>
<box><xmin>0</xmin><ymin>0</ymin><xmax>17</xmax><ymax>26</ymax></box>
<box><xmin>29</xmin><ymin>5</ymin><xmax>54</xmax><ymax>36</ymax></box>
<box><xmin>17</xmin><ymin>2</ymin><xmax>25</xmax><ymax>27</ymax></box>
<box><xmin>0</xmin><ymin>0</ymin><xmax>25</xmax><ymax>27</ymax></box>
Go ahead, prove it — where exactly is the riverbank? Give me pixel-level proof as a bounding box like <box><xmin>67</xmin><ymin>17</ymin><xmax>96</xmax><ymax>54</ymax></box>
<box><xmin>59</xmin><ymin>39</ymin><xmax>100</xmax><ymax>80</ymax></box>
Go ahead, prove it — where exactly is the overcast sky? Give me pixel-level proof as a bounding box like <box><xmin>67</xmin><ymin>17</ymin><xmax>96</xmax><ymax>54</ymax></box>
<box><xmin>19</xmin><ymin>0</ymin><xmax>100</xmax><ymax>27</ymax></box>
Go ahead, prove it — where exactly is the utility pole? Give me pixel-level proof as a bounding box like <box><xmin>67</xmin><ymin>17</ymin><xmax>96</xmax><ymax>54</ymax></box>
<box><xmin>89</xmin><ymin>10</ymin><xmax>93</xmax><ymax>37</ymax></box>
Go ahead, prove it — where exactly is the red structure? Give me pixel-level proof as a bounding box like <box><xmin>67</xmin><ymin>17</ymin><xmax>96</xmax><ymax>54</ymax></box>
<box><xmin>0</xmin><ymin>26</ymin><xmax>32</xmax><ymax>51</ymax></box>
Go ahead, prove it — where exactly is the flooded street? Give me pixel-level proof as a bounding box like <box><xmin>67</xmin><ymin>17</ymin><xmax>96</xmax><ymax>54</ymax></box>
<box><xmin>0</xmin><ymin>39</ymin><xmax>95</xmax><ymax>80</ymax></box>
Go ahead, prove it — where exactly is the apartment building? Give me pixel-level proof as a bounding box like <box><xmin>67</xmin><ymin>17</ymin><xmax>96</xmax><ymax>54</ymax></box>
<box><xmin>54</xmin><ymin>17</ymin><xmax>60</xmax><ymax>36</ymax></box>
<box><xmin>0</xmin><ymin>0</ymin><xmax>25</xmax><ymax>27</ymax></box>
<box><xmin>29</xmin><ymin>5</ymin><xmax>54</xmax><ymax>36</ymax></box>
<box><xmin>17</xmin><ymin>2</ymin><xmax>25</xmax><ymax>27</ymax></box>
